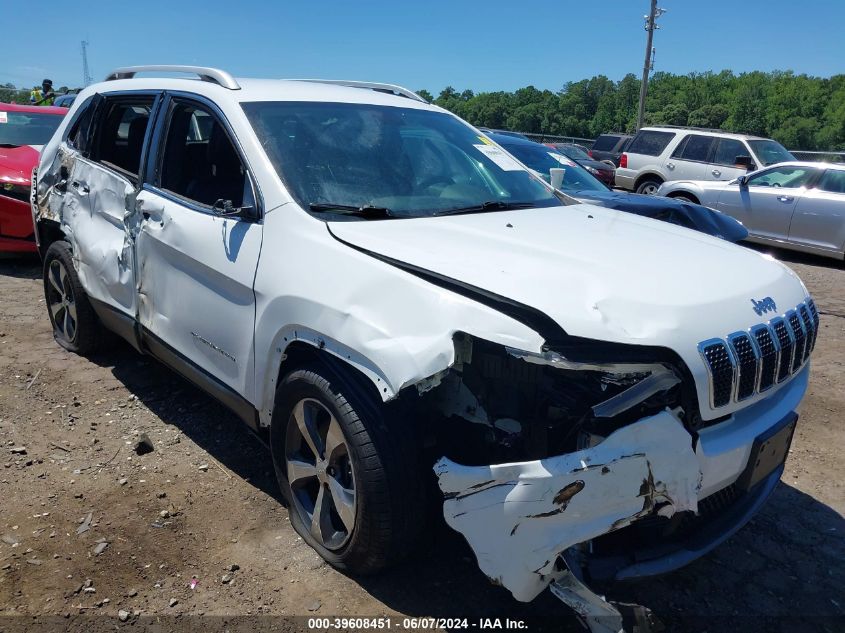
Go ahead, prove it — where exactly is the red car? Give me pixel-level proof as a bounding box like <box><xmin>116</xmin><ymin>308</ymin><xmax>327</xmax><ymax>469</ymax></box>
<box><xmin>0</xmin><ymin>103</ymin><xmax>66</xmax><ymax>253</ymax></box>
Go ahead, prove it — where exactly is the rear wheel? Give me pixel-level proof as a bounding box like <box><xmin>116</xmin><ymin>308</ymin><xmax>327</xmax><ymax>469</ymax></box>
<box><xmin>271</xmin><ymin>365</ymin><xmax>424</xmax><ymax>574</ymax></box>
<box><xmin>636</xmin><ymin>177</ymin><xmax>663</xmax><ymax>196</ymax></box>
<box><xmin>42</xmin><ymin>241</ymin><xmax>102</xmax><ymax>355</ymax></box>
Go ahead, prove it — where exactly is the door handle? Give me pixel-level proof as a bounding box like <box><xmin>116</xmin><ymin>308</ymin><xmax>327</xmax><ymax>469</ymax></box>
<box><xmin>712</xmin><ymin>169</ymin><xmax>721</xmax><ymax>177</ymax></box>
<box><xmin>777</xmin><ymin>196</ymin><xmax>794</xmax><ymax>203</ymax></box>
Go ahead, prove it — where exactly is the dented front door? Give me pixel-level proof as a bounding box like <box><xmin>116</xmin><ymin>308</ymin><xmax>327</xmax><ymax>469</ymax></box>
<box><xmin>133</xmin><ymin>98</ymin><xmax>262</xmax><ymax>401</ymax></box>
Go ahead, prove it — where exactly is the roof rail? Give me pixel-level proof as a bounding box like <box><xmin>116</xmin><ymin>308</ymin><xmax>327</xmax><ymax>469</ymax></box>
<box><xmin>104</xmin><ymin>65</ymin><xmax>240</xmax><ymax>90</ymax></box>
<box><xmin>645</xmin><ymin>124</ymin><xmax>726</xmax><ymax>134</ymax></box>
<box><xmin>296</xmin><ymin>79</ymin><xmax>428</xmax><ymax>103</ymax></box>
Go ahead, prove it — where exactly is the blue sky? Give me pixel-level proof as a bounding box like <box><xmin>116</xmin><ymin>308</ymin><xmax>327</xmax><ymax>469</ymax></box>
<box><xmin>5</xmin><ymin>0</ymin><xmax>844</xmax><ymax>93</ymax></box>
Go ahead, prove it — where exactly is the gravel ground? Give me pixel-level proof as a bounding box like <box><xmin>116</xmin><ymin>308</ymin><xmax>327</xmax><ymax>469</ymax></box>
<box><xmin>0</xmin><ymin>247</ymin><xmax>843</xmax><ymax>633</ymax></box>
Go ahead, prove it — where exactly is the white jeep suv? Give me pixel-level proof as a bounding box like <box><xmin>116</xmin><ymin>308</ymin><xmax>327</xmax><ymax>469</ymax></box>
<box><xmin>33</xmin><ymin>66</ymin><xmax>816</xmax><ymax>618</ymax></box>
<box><xmin>615</xmin><ymin>126</ymin><xmax>796</xmax><ymax>195</ymax></box>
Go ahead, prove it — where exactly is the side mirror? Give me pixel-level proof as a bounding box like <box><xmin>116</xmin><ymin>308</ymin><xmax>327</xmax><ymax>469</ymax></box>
<box><xmin>550</xmin><ymin>168</ymin><xmax>565</xmax><ymax>190</ymax></box>
<box><xmin>212</xmin><ymin>198</ymin><xmax>256</xmax><ymax>219</ymax></box>
<box><xmin>734</xmin><ymin>155</ymin><xmax>756</xmax><ymax>171</ymax></box>
<box><xmin>736</xmin><ymin>175</ymin><xmax>748</xmax><ymax>188</ymax></box>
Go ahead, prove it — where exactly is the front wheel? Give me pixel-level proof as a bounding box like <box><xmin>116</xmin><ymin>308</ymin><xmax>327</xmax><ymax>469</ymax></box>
<box><xmin>636</xmin><ymin>178</ymin><xmax>663</xmax><ymax>196</ymax></box>
<box><xmin>42</xmin><ymin>241</ymin><xmax>102</xmax><ymax>355</ymax></box>
<box><xmin>271</xmin><ymin>365</ymin><xmax>424</xmax><ymax>574</ymax></box>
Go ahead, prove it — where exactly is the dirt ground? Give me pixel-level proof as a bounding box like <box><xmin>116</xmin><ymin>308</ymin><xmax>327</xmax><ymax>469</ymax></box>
<box><xmin>0</xmin><ymin>246</ymin><xmax>843</xmax><ymax>633</ymax></box>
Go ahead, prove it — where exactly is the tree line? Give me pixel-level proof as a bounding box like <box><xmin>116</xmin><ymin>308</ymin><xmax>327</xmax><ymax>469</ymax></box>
<box><xmin>418</xmin><ymin>71</ymin><xmax>845</xmax><ymax>150</ymax></box>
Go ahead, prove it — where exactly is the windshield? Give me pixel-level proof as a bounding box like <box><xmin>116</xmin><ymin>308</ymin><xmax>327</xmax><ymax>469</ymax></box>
<box><xmin>242</xmin><ymin>102</ymin><xmax>563</xmax><ymax>218</ymax></box>
<box><xmin>747</xmin><ymin>139</ymin><xmax>795</xmax><ymax>166</ymax></box>
<box><xmin>557</xmin><ymin>144</ymin><xmax>591</xmax><ymax>161</ymax></box>
<box><xmin>0</xmin><ymin>111</ymin><xmax>64</xmax><ymax>146</ymax></box>
<box><xmin>499</xmin><ymin>142</ymin><xmax>608</xmax><ymax>193</ymax></box>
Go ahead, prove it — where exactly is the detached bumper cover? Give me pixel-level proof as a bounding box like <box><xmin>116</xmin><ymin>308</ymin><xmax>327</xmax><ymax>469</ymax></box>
<box><xmin>434</xmin><ymin>411</ymin><xmax>702</xmax><ymax>602</ymax></box>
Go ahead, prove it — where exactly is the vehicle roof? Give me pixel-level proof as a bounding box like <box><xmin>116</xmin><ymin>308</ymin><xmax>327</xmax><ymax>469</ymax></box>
<box><xmin>486</xmin><ymin>132</ymin><xmax>543</xmax><ymax>147</ymax></box>
<box><xmin>640</xmin><ymin>126</ymin><xmax>770</xmax><ymax>141</ymax></box>
<box><xmin>77</xmin><ymin>76</ymin><xmax>437</xmax><ymax>111</ymax></box>
<box><xmin>0</xmin><ymin>102</ymin><xmax>67</xmax><ymax>116</ymax></box>
<box><xmin>764</xmin><ymin>160</ymin><xmax>845</xmax><ymax>171</ymax></box>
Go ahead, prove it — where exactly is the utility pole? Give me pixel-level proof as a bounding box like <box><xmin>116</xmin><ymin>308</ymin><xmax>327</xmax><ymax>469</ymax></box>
<box><xmin>81</xmin><ymin>40</ymin><xmax>93</xmax><ymax>87</ymax></box>
<box><xmin>636</xmin><ymin>1</ymin><xmax>666</xmax><ymax>130</ymax></box>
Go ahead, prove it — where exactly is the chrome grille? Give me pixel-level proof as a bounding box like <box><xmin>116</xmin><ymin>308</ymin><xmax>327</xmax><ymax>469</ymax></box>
<box><xmin>772</xmin><ymin>318</ymin><xmax>794</xmax><ymax>383</ymax></box>
<box><xmin>699</xmin><ymin>299</ymin><xmax>816</xmax><ymax>409</ymax></box>
<box><xmin>751</xmin><ymin>325</ymin><xmax>778</xmax><ymax>392</ymax></box>
<box><xmin>728</xmin><ymin>333</ymin><xmax>757</xmax><ymax>401</ymax></box>
<box><xmin>787</xmin><ymin>311</ymin><xmax>806</xmax><ymax>373</ymax></box>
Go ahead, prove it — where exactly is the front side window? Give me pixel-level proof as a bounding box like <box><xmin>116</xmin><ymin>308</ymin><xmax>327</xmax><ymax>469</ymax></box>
<box><xmin>818</xmin><ymin>169</ymin><xmax>845</xmax><ymax>194</ymax></box>
<box><xmin>747</xmin><ymin>139</ymin><xmax>795</xmax><ymax>166</ymax></box>
<box><xmin>713</xmin><ymin>138</ymin><xmax>748</xmax><ymax>166</ymax></box>
<box><xmin>242</xmin><ymin>101</ymin><xmax>561</xmax><ymax>219</ymax></box>
<box><xmin>91</xmin><ymin>98</ymin><xmax>154</xmax><ymax>177</ymax></box>
<box><xmin>627</xmin><ymin>130</ymin><xmax>676</xmax><ymax>157</ymax></box>
<box><xmin>159</xmin><ymin>101</ymin><xmax>247</xmax><ymax>208</ymax></box>
<box><xmin>0</xmin><ymin>110</ymin><xmax>63</xmax><ymax>146</ymax></box>
<box><xmin>671</xmin><ymin>134</ymin><xmax>714</xmax><ymax>162</ymax></box>
<box><xmin>747</xmin><ymin>166</ymin><xmax>815</xmax><ymax>189</ymax></box>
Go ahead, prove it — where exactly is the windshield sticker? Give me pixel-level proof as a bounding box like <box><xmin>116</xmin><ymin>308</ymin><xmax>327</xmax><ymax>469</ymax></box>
<box><xmin>0</xmin><ymin>112</ymin><xmax>7</xmax><ymax>124</ymax></box>
<box><xmin>548</xmin><ymin>152</ymin><xmax>576</xmax><ymax>167</ymax></box>
<box><xmin>474</xmin><ymin>144</ymin><xmax>524</xmax><ymax>171</ymax></box>
<box><xmin>477</xmin><ymin>135</ymin><xmax>493</xmax><ymax>145</ymax></box>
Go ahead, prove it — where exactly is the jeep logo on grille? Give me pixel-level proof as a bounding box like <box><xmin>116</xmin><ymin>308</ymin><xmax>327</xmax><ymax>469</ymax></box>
<box><xmin>751</xmin><ymin>297</ymin><xmax>777</xmax><ymax>316</ymax></box>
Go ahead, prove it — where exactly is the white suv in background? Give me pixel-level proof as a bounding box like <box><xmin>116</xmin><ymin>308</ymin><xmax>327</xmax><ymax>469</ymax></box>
<box><xmin>32</xmin><ymin>66</ymin><xmax>816</xmax><ymax>626</ymax></box>
<box><xmin>615</xmin><ymin>126</ymin><xmax>796</xmax><ymax>195</ymax></box>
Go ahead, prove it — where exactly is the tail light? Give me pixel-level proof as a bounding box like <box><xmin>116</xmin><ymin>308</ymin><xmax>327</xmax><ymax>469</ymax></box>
<box><xmin>588</xmin><ymin>150</ymin><xmax>593</xmax><ymax>158</ymax></box>
<box><xmin>620</xmin><ymin>153</ymin><xmax>628</xmax><ymax>169</ymax></box>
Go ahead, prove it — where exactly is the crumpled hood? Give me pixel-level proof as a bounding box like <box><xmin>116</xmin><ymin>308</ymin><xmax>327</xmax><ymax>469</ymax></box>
<box><xmin>573</xmin><ymin>189</ymin><xmax>748</xmax><ymax>242</ymax></box>
<box><xmin>0</xmin><ymin>145</ymin><xmax>41</xmax><ymax>184</ymax></box>
<box><xmin>328</xmin><ymin>203</ymin><xmax>808</xmax><ymax>354</ymax></box>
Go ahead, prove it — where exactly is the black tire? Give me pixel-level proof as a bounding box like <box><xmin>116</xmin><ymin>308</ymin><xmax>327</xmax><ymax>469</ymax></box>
<box><xmin>42</xmin><ymin>240</ymin><xmax>102</xmax><ymax>355</ymax></box>
<box><xmin>635</xmin><ymin>177</ymin><xmax>663</xmax><ymax>196</ymax></box>
<box><xmin>271</xmin><ymin>363</ymin><xmax>424</xmax><ymax>574</ymax></box>
<box><xmin>671</xmin><ymin>193</ymin><xmax>699</xmax><ymax>204</ymax></box>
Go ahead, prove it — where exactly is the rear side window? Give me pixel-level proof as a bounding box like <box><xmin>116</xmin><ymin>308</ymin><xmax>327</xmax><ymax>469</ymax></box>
<box><xmin>591</xmin><ymin>135</ymin><xmax>619</xmax><ymax>152</ymax></box>
<box><xmin>713</xmin><ymin>138</ymin><xmax>748</xmax><ymax>166</ymax></box>
<box><xmin>671</xmin><ymin>134</ymin><xmax>715</xmax><ymax>162</ymax></box>
<box><xmin>90</xmin><ymin>97</ymin><xmax>155</xmax><ymax>179</ymax></box>
<box><xmin>818</xmin><ymin>170</ymin><xmax>845</xmax><ymax>194</ymax></box>
<box><xmin>627</xmin><ymin>130</ymin><xmax>675</xmax><ymax>156</ymax></box>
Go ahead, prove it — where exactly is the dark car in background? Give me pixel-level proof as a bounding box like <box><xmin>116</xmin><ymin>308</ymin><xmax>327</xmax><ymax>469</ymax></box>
<box><xmin>487</xmin><ymin>132</ymin><xmax>747</xmax><ymax>242</ymax></box>
<box><xmin>545</xmin><ymin>142</ymin><xmax>615</xmax><ymax>186</ymax></box>
<box><xmin>588</xmin><ymin>132</ymin><xmax>633</xmax><ymax>166</ymax></box>
<box><xmin>0</xmin><ymin>103</ymin><xmax>66</xmax><ymax>253</ymax></box>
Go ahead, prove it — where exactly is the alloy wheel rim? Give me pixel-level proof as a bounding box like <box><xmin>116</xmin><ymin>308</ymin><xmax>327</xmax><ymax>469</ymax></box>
<box><xmin>285</xmin><ymin>398</ymin><xmax>356</xmax><ymax>550</ymax></box>
<box><xmin>46</xmin><ymin>260</ymin><xmax>77</xmax><ymax>343</ymax></box>
<box><xmin>641</xmin><ymin>183</ymin><xmax>658</xmax><ymax>195</ymax></box>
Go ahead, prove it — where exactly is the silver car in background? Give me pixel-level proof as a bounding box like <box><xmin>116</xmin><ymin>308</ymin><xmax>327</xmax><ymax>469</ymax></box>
<box><xmin>658</xmin><ymin>161</ymin><xmax>845</xmax><ymax>260</ymax></box>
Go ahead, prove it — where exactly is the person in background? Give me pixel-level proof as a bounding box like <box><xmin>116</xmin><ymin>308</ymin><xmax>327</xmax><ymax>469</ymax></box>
<box><xmin>36</xmin><ymin>79</ymin><xmax>56</xmax><ymax>105</ymax></box>
<box><xmin>29</xmin><ymin>85</ymin><xmax>43</xmax><ymax>104</ymax></box>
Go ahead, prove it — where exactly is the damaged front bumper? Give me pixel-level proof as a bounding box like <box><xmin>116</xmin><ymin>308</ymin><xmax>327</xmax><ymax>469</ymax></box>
<box><xmin>433</xmin><ymin>366</ymin><xmax>808</xmax><ymax>603</ymax></box>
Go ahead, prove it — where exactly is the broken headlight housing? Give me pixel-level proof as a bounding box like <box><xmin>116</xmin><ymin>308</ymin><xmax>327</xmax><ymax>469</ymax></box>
<box><xmin>425</xmin><ymin>335</ymin><xmax>696</xmax><ymax>465</ymax></box>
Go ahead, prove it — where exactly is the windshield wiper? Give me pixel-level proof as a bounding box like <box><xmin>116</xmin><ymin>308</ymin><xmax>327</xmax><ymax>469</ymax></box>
<box><xmin>434</xmin><ymin>200</ymin><xmax>536</xmax><ymax>216</ymax></box>
<box><xmin>309</xmin><ymin>203</ymin><xmax>394</xmax><ymax>219</ymax></box>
